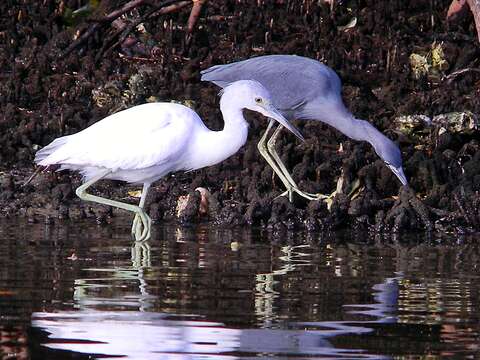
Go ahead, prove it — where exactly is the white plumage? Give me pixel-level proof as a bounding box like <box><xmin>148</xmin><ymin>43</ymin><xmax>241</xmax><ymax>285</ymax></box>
<box><xmin>34</xmin><ymin>80</ymin><xmax>303</xmax><ymax>241</ymax></box>
<box><xmin>36</xmin><ymin>103</ymin><xmax>199</xmax><ymax>183</ymax></box>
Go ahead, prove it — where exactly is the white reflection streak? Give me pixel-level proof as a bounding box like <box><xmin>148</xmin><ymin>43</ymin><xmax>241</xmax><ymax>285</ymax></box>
<box><xmin>344</xmin><ymin>275</ymin><xmax>402</xmax><ymax>323</ymax></box>
<box><xmin>73</xmin><ymin>243</ymin><xmax>154</xmax><ymax>312</ymax></box>
<box><xmin>32</xmin><ymin>311</ymin><xmax>386</xmax><ymax>359</ymax></box>
<box><xmin>255</xmin><ymin>245</ymin><xmax>312</xmax><ymax>327</ymax></box>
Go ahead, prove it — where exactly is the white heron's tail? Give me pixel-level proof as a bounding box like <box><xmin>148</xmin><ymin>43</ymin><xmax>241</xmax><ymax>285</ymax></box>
<box><xmin>34</xmin><ymin>135</ymin><xmax>71</xmax><ymax>165</ymax></box>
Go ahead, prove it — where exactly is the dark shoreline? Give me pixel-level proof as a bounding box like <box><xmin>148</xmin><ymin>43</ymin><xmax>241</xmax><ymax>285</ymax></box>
<box><xmin>1</xmin><ymin>1</ymin><xmax>479</xmax><ymax>235</ymax></box>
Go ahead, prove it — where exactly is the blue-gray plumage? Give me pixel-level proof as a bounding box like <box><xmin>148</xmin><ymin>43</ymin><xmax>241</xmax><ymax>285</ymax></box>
<box><xmin>201</xmin><ymin>55</ymin><xmax>408</xmax><ymax>201</ymax></box>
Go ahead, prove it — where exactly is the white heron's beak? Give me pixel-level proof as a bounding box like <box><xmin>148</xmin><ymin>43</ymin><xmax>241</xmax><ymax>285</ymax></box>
<box><xmin>388</xmin><ymin>164</ymin><xmax>408</xmax><ymax>186</ymax></box>
<box><xmin>260</xmin><ymin>104</ymin><xmax>304</xmax><ymax>141</ymax></box>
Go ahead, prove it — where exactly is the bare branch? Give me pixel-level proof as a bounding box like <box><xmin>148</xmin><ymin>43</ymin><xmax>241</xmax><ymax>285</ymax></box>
<box><xmin>60</xmin><ymin>0</ymin><xmax>185</xmax><ymax>59</ymax></box>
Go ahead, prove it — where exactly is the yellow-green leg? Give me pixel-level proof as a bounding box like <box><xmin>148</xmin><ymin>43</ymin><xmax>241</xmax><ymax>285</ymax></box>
<box><xmin>257</xmin><ymin>119</ymin><xmax>299</xmax><ymax>202</ymax></box>
<box><xmin>266</xmin><ymin>124</ymin><xmax>332</xmax><ymax>202</ymax></box>
<box><xmin>75</xmin><ymin>171</ymin><xmax>152</xmax><ymax>241</ymax></box>
<box><xmin>131</xmin><ymin>183</ymin><xmax>151</xmax><ymax>240</ymax></box>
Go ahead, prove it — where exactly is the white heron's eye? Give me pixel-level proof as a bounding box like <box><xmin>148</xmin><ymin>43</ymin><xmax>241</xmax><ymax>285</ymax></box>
<box><xmin>255</xmin><ymin>97</ymin><xmax>262</xmax><ymax>104</ymax></box>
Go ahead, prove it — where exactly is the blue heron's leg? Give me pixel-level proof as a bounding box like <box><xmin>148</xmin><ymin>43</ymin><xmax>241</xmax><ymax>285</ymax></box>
<box><xmin>131</xmin><ymin>183</ymin><xmax>151</xmax><ymax>240</ymax></box>
<box><xmin>257</xmin><ymin>119</ymin><xmax>298</xmax><ymax>202</ymax></box>
<box><xmin>76</xmin><ymin>171</ymin><xmax>152</xmax><ymax>241</ymax></box>
<box><xmin>267</xmin><ymin>125</ymin><xmax>329</xmax><ymax>201</ymax></box>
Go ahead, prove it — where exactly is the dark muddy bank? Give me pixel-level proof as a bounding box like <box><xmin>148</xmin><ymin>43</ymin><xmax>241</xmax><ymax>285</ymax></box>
<box><xmin>1</xmin><ymin>0</ymin><xmax>479</xmax><ymax>234</ymax></box>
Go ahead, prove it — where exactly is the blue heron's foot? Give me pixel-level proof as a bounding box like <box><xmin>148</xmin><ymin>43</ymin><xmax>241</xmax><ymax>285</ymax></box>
<box><xmin>131</xmin><ymin>211</ymin><xmax>152</xmax><ymax>241</ymax></box>
<box><xmin>276</xmin><ymin>187</ymin><xmax>331</xmax><ymax>202</ymax></box>
<box><xmin>131</xmin><ymin>240</ymin><xmax>151</xmax><ymax>268</ymax></box>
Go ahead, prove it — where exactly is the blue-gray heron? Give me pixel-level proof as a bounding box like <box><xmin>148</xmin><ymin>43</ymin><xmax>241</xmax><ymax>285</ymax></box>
<box><xmin>34</xmin><ymin>80</ymin><xmax>302</xmax><ymax>241</ymax></box>
<box><xmin>201</xmin><ymin>55</ymin><xmax>408</xmax><ymax>202</ymax></box>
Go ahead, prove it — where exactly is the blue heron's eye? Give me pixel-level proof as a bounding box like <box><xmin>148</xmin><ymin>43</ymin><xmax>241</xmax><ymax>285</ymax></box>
<box><xmin>255</xmin><ymin>97</ymin><xmax>262</xmax><ymax>103</ymax></box>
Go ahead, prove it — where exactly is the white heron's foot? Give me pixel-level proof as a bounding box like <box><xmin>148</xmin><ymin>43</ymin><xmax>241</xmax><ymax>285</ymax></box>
<box><xmin>131</xmin><ymin>211</ymin><xmax>152</xmax><ymax>241</ymax></box>
<box><xmin>131</xmin><ymin>240</ymin><xmax>151</xmax><ymax>268</ymax></box>
<box><xmin>276</xmin><ymin>187</ymin><xmax>331</xmax><ymax>202</ymax></box>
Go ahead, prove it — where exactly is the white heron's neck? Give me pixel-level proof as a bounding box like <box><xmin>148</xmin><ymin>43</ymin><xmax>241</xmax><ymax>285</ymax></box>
<box><xmin>187</xmin><ymin>97</ymin><xmax>248</xmax><ymax>170</ymax></box>
<box><xmin>214</xmin><ymin>97</ymin><xmax>249</xmax><ymax>156</ymax></box>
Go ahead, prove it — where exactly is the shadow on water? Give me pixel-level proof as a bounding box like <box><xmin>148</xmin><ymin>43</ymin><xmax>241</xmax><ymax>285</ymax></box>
<box><xmin>0</xmin><ymin>218</ymin><xmax>479</xmax><ymax>359</ymax></box>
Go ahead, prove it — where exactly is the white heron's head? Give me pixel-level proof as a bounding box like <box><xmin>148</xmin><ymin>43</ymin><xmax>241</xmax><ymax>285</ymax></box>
<box><xmin>220</xmin><ymin>80</ymin><xmax>304</xmax><ymax>141</ymax></box>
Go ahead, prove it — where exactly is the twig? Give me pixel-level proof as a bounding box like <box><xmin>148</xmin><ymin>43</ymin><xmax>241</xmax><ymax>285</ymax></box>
<box><xmin>187</xmin><ymin>0</ymin><xmax>207</xmax><ymax>34</ymax></box>
<box><xmin>101</xmin><ymin>0</ymin><xmax>149</xmax><ymax>22</ymax></box>
<box><xmin>447</xmin><ymin>0</ymin><xmax>469</xmax><ymax>20</ymax></box>
<box><xmin>61</xmin><ymin>0</ymin><xmax>182</xmax><ymax>58</ymax></box>
<box><xmin>98</xmin><ymin>0</ymin><xmax>191</xmax><ymax>61</ymax></box>
<box><xmin>118</xmin><ymin>53</ymin><xmax>159</xmax><ymax>62</ymax></box>
<box><xmin>445</xmin><ymin>67</ymin><xmax>480</xmax><ymax>82</ymax></box>
<box><xmin>185</xmin><ymin>0</ymin><xmax>207</xmax><ymax>49</ymax></box>
<box><xmin>60</xmin><ymin>22</ymin><xmax>101</xmax><ymax>58</ymax></box>
<box><xmin>23</xmin><ymin>166</ymin><xmax>48</xmax><ymax>187</ymax></box>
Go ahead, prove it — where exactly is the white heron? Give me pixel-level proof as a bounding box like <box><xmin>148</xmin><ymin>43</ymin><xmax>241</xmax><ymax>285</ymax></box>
<box><xmin>34</xmin><ymin>80</ymin><xmax>303</xmax><ymax>241</ymax></box>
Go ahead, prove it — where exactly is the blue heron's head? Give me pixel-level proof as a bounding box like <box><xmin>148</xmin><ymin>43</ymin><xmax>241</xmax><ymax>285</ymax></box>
<box><xmin>373</xmin><ymin>135</ymin><xmax>408</xmax><ymax>186</ymax></box>
<box><xmin>358</xmin><ymin>119</ymin><xmax>408</xmax><ymax>186</ymax></box>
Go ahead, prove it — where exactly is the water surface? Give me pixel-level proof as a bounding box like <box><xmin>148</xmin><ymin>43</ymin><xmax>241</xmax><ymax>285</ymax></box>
<box><xmin>0</xmin><ymin>218</ymin><xmax>479</xmax><ymax>359</ymax></box>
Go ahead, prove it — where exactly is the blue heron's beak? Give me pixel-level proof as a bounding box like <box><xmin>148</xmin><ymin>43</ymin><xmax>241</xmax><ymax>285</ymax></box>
<box><xmin>262</xmin><ymin>105</ymin><xmax>304</xmax><ymax>141</ymax></box>
<box><xmin>388</xmin><ymin>165</ymin><xmax>408</xmax><ymax>186</ymax></box>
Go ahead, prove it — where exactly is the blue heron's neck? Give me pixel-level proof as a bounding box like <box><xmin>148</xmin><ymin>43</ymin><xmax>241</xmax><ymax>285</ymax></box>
<box><xmin>300</xmin><ymin>99</ymin><xmax>407</xmax><ymax>184</ymax></box>
<box><xmin>302</xmin><ymin>100</ymin><xmax>381</xmax><ymax>145</ymax></box>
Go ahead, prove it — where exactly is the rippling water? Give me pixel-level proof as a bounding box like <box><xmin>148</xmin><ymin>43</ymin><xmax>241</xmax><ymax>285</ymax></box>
<box><xmin>0</xmin><ymin>218</ymin><xmax>479</xmax><ymax>359</ymax></box>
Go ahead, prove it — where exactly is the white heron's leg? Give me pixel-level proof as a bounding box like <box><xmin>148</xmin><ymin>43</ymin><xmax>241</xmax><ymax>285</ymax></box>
<box><xmin>257</xmin><ymin>119</ymin><xmax>297</xmax><ymax>202</ymax></box>
<box><xmin>131</xmin><ymin>183</ymin><xmax>151</xmax><ymax>240</ymax></box>
<box><xmin>131</xmin><ymin>241</ymin><xmax>151</xmax><ymax>269</ymax></box>
<box><xmin>266</xmin><ymin>125</ymin><xmax>329</xmax><ymax>202</ymax></box>
<box><xmin>75</xmin><ymin>171</ymin><xmax>152</xmax><ymax>241</ymax></box>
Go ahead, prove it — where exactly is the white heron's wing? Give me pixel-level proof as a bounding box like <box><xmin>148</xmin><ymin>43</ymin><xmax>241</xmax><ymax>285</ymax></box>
<box><xmin>36</xmin><ymin>103</ymin><xmax>198</xmax><ymax>171</ymax></box>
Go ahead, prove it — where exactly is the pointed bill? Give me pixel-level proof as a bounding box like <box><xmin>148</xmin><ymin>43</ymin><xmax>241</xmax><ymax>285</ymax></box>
<box><xmin>261</xmin><ymin>105</ymin><xmax>304</xmax><ymax>141</ymax></box>
<box><xmin>388</xmin><ymin>165</ymin><xmax>408</xmax><ymax>186</ymax></box>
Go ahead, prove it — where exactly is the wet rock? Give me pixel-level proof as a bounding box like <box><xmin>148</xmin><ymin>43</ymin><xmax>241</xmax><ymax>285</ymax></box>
<box><xmin>51</xmin><ymin>183</ymin><xmax>73</xmax><ymax>202</ymax></box>
<box><xmin>68</xmin><ymin>205</ymin><xmax>84</xmax><ymax>220</ymax></box>
<box><xmin>268</xmin><ymin>197</ymin><xmax>303</xmax><ymax>231</ymax></box>
<box><xmin>212</xmin><ymin>200</ymin><xmax>246</xmax><ymax>226</ymax></box>
<box><xmin>26</xmin><ymin>207</ymin><xmax>37</xmax><ymax>224</ymax></box>
<box><xmin>91</xmin><ymin>206</ymin><xmax>111</xmax><ymax>224</ymax></box>
<box><xmin>176</xmin><ymin>190</ymin><xmax>201</xmax><ymax>224</ymax></box>
<box><xmin>385</xmin><ymin>186</ymin><xmax>432</xmax><ymax>232</ymax></box>
<box><xmin>0</xmin><ymin>175</ymin><xmax>15</xmax><ymax>191</ymax></box>
<box><xmin>244</xmin><ymin>195</ymin><xmax>273</xmax><ymax>225</ymax></box>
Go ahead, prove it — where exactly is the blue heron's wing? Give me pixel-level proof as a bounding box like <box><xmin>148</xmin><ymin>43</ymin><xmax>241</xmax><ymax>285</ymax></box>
<box><xmin>201</xmin><ymin>55</ymin><xmax>342</xmax><ymax>117</ymax></box>
<box><xmin>36</xmin><ymin>103</ymin><xmax>198</xmax><ymax>171</ymax></box>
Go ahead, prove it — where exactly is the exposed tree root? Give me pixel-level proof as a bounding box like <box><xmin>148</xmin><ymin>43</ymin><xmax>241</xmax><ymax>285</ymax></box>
<box><xmin>447</xmin><ymin>0</ymin><xmax>480</xmax><ymax>43</ymax></box>
<box><xmin>385</xmin><ymin>187</ymin><xmax>433</xmax><ymax>232</ymax></box>
<box><xmin>96</xmin><ymin>0</ymin><xmax>192</xmax><ymax>62</ymax></box>
<box><xmin>61</xmin><ymin>0</ymin><xmax>196</xmax><ymax>59</ymax></box>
